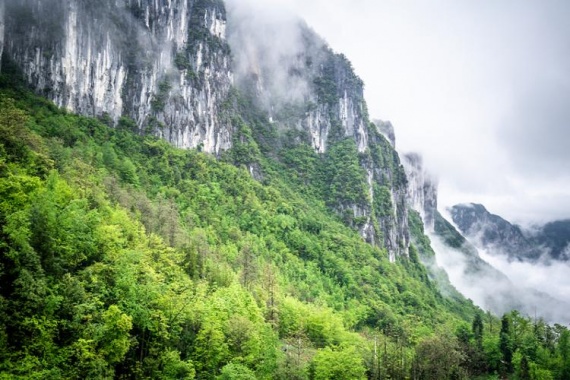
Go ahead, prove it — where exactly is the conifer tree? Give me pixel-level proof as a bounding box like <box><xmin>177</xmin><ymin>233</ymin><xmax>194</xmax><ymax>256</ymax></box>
<box><xmin>499</xmin><ymin>314</ymin><xmax>513</xmax><ymax>375</ymax></box>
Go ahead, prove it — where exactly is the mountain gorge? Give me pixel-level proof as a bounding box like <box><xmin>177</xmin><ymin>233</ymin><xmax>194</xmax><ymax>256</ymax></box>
<box><xmin>403</xmin><ymin>158</ymin><xmax>570</xmax><ymax>324</ymax></box>
<box><xmin>1</xmin><ymin>0</ymin><xmax>570</xmax><ymax>379</ymax></box>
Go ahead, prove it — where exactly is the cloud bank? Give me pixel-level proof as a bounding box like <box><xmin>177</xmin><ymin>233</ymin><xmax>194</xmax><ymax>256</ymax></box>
<box><xmin>244</xmin><ymin>0</ymin><xmax>570</xmax><ymax>224</ymax></box>
<box><xmin>225</xmin><ymin>0</ymin><xmax>321</xmax><ymax>113</ymax></box>
<box><xmin>430</xmin><ymin>232</ymin><xmax>570</xmax><ymax>324</ymax></box>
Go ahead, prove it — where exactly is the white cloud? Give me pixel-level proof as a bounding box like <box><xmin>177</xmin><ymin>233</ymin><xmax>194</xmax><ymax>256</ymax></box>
<box><xmin>430</xmin><ymin>232</ymin><xmax>570</xmax><ymax>324</ymax></box>
<box><xmin>247</xmin><ymin>0</ymin><xmax>570</xmax><ymax>223</ymax></box>
<box><xmin>480</xmin><ymin>249</ymin><xmax>570</xmax><ymax>304</ymax></box>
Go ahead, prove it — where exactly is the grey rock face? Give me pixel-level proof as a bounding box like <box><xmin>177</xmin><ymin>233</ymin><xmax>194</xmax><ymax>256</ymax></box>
<box><xmin>402</xmin><ymin>153</ymin><xmax>438</xmax><ymax>232</ymax></box>
<box><xmin>374</xmin><ymin>119</ymin><xmax>395</xmax><ymax>148</ymax></box>
<box><xmin>3</xmin><ymin>0</ymin><xmax>233</xmax><ymax>154</ymax></box>
<box><xmin>5</xmin><ymin>0</ymin><xmax>412</xmax><ymax>260</ymax></box>
<box><xmin>536</xmin><ymin>220</ymin><xmax>570</xmax><ymax>261</ymax></box>
<box><xmin>0</xmin><ymin>0</ymin><xmax>4</xmax><ymax>72</ymax></box>
<box><xmin>452</xmin><ymin>203</ymin><xmax>570</xmax><ymax>262</ymax></box>
<box><xmin>299</xmin><ymin>52</ymin><xmax>369</xmax><ymax>154</ymax></box>
<box><xmin>367</xmin><ymin>126</ymin><xmax>410</xmax><ymax>260</ymax></box>
<box><xmin>229</xmin><ymin>17</ymin><xmax>369</xmax><ymax>155</ymax></box>
<box><xmin>308</xmin><ymin>73</ymin><xmax>409</xmax><ymax>259</ymax></box>
<box><xmin>228</xmin><ymin>13</ymin><xmax>410</xmax><ymax>259</ymax></box>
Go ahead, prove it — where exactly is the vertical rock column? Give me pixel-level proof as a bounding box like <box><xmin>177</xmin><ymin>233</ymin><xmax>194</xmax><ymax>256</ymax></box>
<box><xmin>402</xmin><ymin>153</ymin><xmax>438</xmax><ymax>232</ymax></box>
<box><xmin>0</xmin><ymin>0</ymin><xmax>5</xmax><ymax>72</ymax></box>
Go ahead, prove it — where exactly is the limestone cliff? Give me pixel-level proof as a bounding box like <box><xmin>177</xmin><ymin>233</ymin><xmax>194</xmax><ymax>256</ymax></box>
<box><xmin>0</xmin><ymin>0</ymin><xmax>4</xmax><ymax>72</ymax></box>
<box><xmin>402</xmin><ymin>153</ymin><xmax>438</xmax><ymax>232</ymax></box>
<box><xmin>2</xmin><ymin>0</ymin><xmax>233</xmax><ymax>154</ymax></box>
<box><xmin>225</xmin><ymin>8</ymin><xmax>411</xmax><ymax>259</ymax></box>
<box><xmin>2</xmin><ymin>0</ymin><xmax>411</xmax><ymax>259</ymax></box>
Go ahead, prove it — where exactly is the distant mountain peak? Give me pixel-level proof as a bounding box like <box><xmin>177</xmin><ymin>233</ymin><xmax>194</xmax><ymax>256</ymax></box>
<box><xmin>450</xmin><ymin>203</ymin><xmax>570</xmax><ymax>262</ymax></box>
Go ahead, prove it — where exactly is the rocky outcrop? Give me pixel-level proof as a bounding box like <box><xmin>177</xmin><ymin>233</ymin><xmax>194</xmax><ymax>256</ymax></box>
<box><xmin>310</xmin><ymin>68</ymin><xmax>409</xmax><ymax>259</ymax></box>
<box><xmin>0</xmin><ymin>0</ymin><xmax>4</xmax><ymax>72</ymax></box>
<box><xmin>228</xmin><ymin>15</ymin><xmax>369</xmax><ymax>154</ymax></box>
<box><xmin>374</xmin><ymin>119</ymin><xmax>395</xmax><ymax>148</ymax></box>
<box><xmin>227</xmin><ymin>11</ymin><xmax>411</xmax><ymax>259</ymax></box>
<box><xmin>4</xmin><ymin>0</ymin><xmax>412</xmax><ymax>260</ymax></box>
<box><xmin>367</xmin><ymin>125</ymin><xmax>410</xmax><ymax>260</ymax></box>
<box><xmin>299</xmin><ymin>53</ymin><xmax>369</xmax><ymax>154</ymax></box>
<box><xmin>536</xmin><ymin>220</ymin><xmax>570</xmax><ymax>261</ymax></box>
<box><xmin>402</xmin><ymin>153</ymin><xmax>438</xmax><ymax>232</ymax></box>
<box><xmin>2</xmin><ymin>0</ymin><xmax>233</xmax><ymax>154</ymax></box>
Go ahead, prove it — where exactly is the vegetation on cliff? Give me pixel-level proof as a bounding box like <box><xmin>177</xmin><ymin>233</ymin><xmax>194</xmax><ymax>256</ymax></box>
<box><xmin>0</xmin><ymin>63</ymin><xmax>568</xmax><ymax>380</ymax></box>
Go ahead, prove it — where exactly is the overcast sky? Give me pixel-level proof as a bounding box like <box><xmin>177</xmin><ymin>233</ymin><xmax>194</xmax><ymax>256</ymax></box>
<box><xmin>246</xmin><ymin>0</ymin><xmax>570</xmax><ymax>224</ymax></box>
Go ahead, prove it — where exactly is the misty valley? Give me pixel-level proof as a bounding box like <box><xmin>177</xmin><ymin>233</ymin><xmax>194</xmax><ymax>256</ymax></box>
<box><xmin>0</xmin><ymin>0</ymin><xmax>569</xmax><ymax>379</ymax></box>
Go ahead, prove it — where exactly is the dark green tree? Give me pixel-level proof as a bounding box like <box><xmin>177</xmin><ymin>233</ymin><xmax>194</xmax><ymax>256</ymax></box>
<box><xmin>519</xmin><ymin>355</ymin><xmax>531</xmax><ymax>380</ymax></box>
<box><xmin>413</xmin><ymin>334</ymin><xmax>465</xmax><ymax>380</ymax></box>
<box><xmin>472</xmin><ymin>313</ymin><xmax>484</xmax><ymax>348</ymax></box>
<box><xmin>558</xmin><ymin>329</ymin><xmax>570</xmax><ymax>380</ymax></box>
<box><xmin>499</xmin><ymin>314</ymin><xmax>513</xmax><ymax>376</ymax></box>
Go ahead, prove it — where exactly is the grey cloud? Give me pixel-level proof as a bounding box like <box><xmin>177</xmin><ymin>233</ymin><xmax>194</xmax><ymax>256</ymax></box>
<box><xmin>430</xmin><ymin>230</ymin><xmax>570</xmax><ymax>324</ymax></box>
<box><xmin>228</xmin><ymin>0</ymin><xmax>570</xmax><ymax>222</ymax></box>
<box><xmin>225</xmin><ymin>0</ymin><xmax>322</xmax><ymax>112</ymax></box>
<box><xmin>498</xmin><ymin>78</ymin><xmax>570</xmax><ymax>178</ymax></box>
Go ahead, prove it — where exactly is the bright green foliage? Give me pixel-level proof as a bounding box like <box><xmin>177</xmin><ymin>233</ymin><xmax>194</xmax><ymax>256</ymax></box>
<box><xmin>159</xmin><ymin>350</ymin><xmax>196</xmax><ymax>379</ymax></box>
<box><xmin>372</xmin><ymin>185</ymin><xmax>393</xmax><ymax>217</ymax></box>
<box><xmin>322</xmin><ymin>139</ymin><xmax>369</xmax><ymax>208</ymax></box>
<box><xmin>227</xmin><ymin>118</ymin><xmax>262</xmax><ymax>168</ymax></box>
<box><xmin>311</xmin><ymin>346</ymin><xmax>366</xmax><ymax>380</ymax></box>
<box><xmin>279</xmin><ymin>143</ymin><xmax>319</xmax><ymax>189</ymax></box>
<box><xmin>519</xmin><ymin>355</ymin><xmax>531</xmax><ymax>380</ymax></box>
<box><xmin>0</xmin><ymin>71</ymin><xmax>567</xmax><ymax>380</ymax></box>
<box><xmin>99</xmin><ymin>305</ymin><xmax>133</xmax><ymax>363</ymax></box>
<box><xmin>217</xmin><ymin>363</ymin><xmax>257</xmax><ymax>380</ymax></box>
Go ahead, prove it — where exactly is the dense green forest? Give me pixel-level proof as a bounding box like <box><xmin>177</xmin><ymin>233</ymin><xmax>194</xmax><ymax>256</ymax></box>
<box><xmin>0</xmin><ymin>69</ymin><xmax>569</xmax><ymax>379</ymax></box>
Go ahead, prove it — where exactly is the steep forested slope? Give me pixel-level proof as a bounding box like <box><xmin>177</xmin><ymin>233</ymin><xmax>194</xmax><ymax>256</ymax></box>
<box><xmin>1</xmin><ymin>62</ymin><xmax>569</xmax><ymax>380</ymax></box>
<box><xmin>0</xmin><ymin>68</ymin><xmax>463</xmax><ymax>378</ymax></box>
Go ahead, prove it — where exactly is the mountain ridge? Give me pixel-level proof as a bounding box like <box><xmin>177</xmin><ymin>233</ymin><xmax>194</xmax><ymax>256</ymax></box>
<box><xmin>451</xmin><ymin>202</ymin><xmax>570</xmax><ymax>262</ymax></box>
<box><xmin>1</xmin><ymin>0</ymin><xmax>416</xmax><ymax>259</ymax></box>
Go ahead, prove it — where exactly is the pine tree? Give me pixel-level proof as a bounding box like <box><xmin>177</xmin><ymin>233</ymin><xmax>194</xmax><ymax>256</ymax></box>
<box><xmin>499</xmin><ymin>314</ymin><xmax>513</xmax><ymax>376</ymax></box>
<box><xmin>472</xmin><ymin>313</ymin><xmax>484</xmax><ymax>348</ymax></box>
<box><xmin>519</xmin><ymin>355</ymin><xmax>531</xmax><ymax>380</ymax></box>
